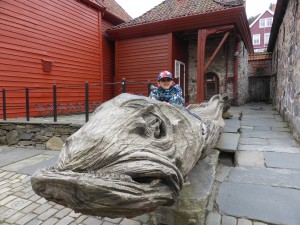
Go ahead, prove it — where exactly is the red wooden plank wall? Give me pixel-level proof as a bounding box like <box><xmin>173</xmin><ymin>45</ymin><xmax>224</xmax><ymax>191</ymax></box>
<box><xmin>102</xmin><ymin>20</ymin><xmax>115</xmax><ymax>101</ymax></box>
<box><xmin>115</xmin><ymin>34</ymin><xmax>170</xmax><ymax>96</ymax></box>
<box><xmin>0</xmin><ymin>0</ymin><xmax>103</xmax><ymax>118</ymax></box>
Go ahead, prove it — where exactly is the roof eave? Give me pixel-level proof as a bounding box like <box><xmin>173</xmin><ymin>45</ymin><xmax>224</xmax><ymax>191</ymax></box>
<box><xmin>103</xmin><ymin>11</ymin><xmax>128</xmax><ymax>25</ymax></box>
<box><xmin>107</xmin><ymin>7</ymin><xmax>253</xmax><ymax>53</ymax></box>
<box><xmin>80</xmin><ymin>0</ymin><xmax>127</xmax><ymax>24</ymax></box>
<box><xmin>80</xmin><ymin>0</ymin><xmax>106</xmax><ymax>11</ymax></box>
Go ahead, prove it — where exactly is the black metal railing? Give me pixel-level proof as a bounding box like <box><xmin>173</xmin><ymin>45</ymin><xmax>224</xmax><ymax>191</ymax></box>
<box><xmin>0</xmin><ymin>79</ymin><xmax>152</xmax><ymax>123</ymax></box>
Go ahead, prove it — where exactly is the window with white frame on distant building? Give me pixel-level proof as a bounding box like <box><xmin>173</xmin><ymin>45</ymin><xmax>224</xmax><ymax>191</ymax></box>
<box><xmin>267</xmin><ymin>18</ymin><xmax>273</xmax><ymax>27</ymax></box>
<box><xmin>259</xmin><ymin>19</ymin><xmax>266</xmax><ymax>28</ymax></box>
<box><xmin>259</xmin><ymin>18</ymin><xmax>273</xmax><ymax>28</ymax></box>
<box><xmin>264</xmin><ymin>33</ymin><xmax>270</xmax><ymax>45</ymax></box>
<box><xmin>253</xmin><ymin>34</ymin><xmax>260</xmax><ymax>45</ymax></box>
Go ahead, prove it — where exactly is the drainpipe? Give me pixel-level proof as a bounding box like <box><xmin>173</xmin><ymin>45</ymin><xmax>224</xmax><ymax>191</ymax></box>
<box><xmin>225</xmin><ymin>41</ymin><xmax>229</xmax><ymax>92</ymax></box>
<box><xmin>233</xmin><ymin>34</ymin><xmax>241</xmax><ymax>104</ymax></box>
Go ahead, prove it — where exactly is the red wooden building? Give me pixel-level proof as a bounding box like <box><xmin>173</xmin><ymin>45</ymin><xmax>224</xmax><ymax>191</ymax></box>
<box><xmin>249</xmin><ymin>9</ymin><xmax>274</xmax><ymax>52</ymax></box>
<box><xmin>108</xmin><ymin>0</ymin><xmax>253</xmax><ymax>104</ymax></box>
<box><xmin>1</xmin><ymin>0</ymin><xmax>254</xmax><ymax>119</ymax></box>
<box><xmin>0</xmin><ymin>0</ymin><xmax>130</xmax><ymax>118</ymax></box>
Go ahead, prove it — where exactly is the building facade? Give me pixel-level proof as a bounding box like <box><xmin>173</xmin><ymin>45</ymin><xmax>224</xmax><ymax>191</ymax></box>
<box><xmin>0</xmin><ymin>0</ymin><xmax>130</xmax><ymax>118</ymax></box>
<box><xmin>250</xmin><ymin>9</ymin><xmax>274</xmax><ymax>53</ymax></box>
<box><xmin>108</xmin><ymin>0</ymin><xmax>253</xmax><ymax>105</ymax></box>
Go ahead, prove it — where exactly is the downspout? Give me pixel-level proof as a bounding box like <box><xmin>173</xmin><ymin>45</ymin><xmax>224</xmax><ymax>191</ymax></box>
<box><xmin>225</xmin><ymin>40</ymin><xmax>229</xmax><ymax>92</ymax></box>
<box><xmin>233</xmin><ymin>34</ymin><xmax>241</xmax><ymax>104</ymax></box>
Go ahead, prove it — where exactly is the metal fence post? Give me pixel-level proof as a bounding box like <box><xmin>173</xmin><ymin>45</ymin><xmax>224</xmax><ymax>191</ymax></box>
<box><xmin>26</xmin><ymin>87</ymin><xmax>30</xmax><ymax>121</ymax></box>
<box><xmin>85</xmin><ymin>82</ymin><xmax>89</xmax><ymax>122</ymax></box>
<box><xmin>121</xmin><ymin>78</ymin><xmax>126</xmax><ymax>93</ymax></box>
<box><xmin>2</xmin><ymin>89</ymin><xmax>6</xmax><ymax>121</ymax></box>
<box><xmin>53</xmin><ymin>85</ymin><xmax>57</xmax><ymax>122</ymax></box>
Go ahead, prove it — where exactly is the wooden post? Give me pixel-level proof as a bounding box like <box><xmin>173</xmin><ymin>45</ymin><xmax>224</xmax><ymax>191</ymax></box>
<box><xmin>197</xmin><ymin>29</ymin><xmax>207</xmax><ymax>103</ymax></box>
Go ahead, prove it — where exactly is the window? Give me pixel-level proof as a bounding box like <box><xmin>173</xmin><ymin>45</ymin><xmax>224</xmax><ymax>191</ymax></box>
<box><xmin>259</xmin><ymin>19</ymin><xmax>266</xmax><ymax>28</ymax></box>
<box><xmin>253</xmin><ymin>34</ymin><xmax>260</xmax><ymax>45</ymax></box>
<box><xmin>259</xmin><ymin>18</ymin><xmax>273</xmax><ymax>28</ymax></box>
<box><xmin>264</xmin><ymin>33</ymin><xmax>270</xmax><ymax>45</ymax></box>
<box><xmin>267</xmin><ymin>18</ymin><xmax>273</xmax><ymax>27</ymax></box>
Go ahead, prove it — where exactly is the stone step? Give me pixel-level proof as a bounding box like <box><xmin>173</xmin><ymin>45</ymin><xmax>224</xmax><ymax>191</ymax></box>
<box><xmin>216</xmin><ymin>133</ymin><xmax>240</xmax><ymax>153</ymax></box>
<box><xmin>155</xmin><ymin>150</ymin><xmax>220</xmax><ymax>225</ymax></box>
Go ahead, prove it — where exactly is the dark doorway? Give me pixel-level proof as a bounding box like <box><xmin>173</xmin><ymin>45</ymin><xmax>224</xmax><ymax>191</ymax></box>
<box><xmin>248</xmin><ymin>76</ymin><xmax>271</xmax><ymax>102</ymax></box>
<box><xmin>205</xmin><ymin>72</ymin><xmax>219</xmax><ymax>100</ymax></box>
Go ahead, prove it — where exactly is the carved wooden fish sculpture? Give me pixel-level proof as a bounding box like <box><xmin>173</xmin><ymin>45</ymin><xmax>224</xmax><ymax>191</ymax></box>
<box><xmin>31</xmin><ymin>93</ymin><xmax>225</xmax><ymax>218</ymax></box>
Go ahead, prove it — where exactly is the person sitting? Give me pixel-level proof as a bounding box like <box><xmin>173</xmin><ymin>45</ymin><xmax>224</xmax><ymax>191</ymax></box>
<box><xmin>149</xmin><ymin>71</ymin><xmax>185</xmax><ymax>106</ymax></box>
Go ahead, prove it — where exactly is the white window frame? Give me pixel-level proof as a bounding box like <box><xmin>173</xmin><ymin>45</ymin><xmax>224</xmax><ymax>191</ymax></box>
<box><xmin>259</xmin><ymin>18</ymin><xmax>273</xmax><ymax>28</ymax></box>
<box><xmin>259</xmin><ymin>19</ymin><xmax>266</xmax><ymax>28</ymax></box>
<box><xmin>266</xmin><ymin>18</ymin><xmax>273</xmax><ymax>27</ymax></box>
<box><xmin>174</xmin><ymin>60</ymin><xmax>186</xmax><ymax>97</ymax></box>
<box><xmin>253</xmin><ymin>34</ymin><xmax>260</xmax><ymax>45</ymax></box>
<box><xmin>264</xmin><ymin>33</ymin><xmax>270</xmax><ymax>45</ymax></box>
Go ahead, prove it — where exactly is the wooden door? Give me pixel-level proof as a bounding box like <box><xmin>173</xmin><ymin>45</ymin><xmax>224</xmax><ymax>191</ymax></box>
<box><xmin>205</xmin><ymin>73</ymin><xmax>219</xmax><ymax>100</ymax></box>
<box><xmin>248</xmin><ymin>76</ymin><xmax>271</xmax><ymax>102</ymax></box>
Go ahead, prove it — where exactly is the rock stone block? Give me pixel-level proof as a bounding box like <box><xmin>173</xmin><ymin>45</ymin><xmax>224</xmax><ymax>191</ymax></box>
<box><xmin>46</xmin><ymin>136</ymin><xmax>64</xmax><ymax>150</ymax></box>
<box><xmin>155</xmin><ymin>150</ymin><xmax>219</xmax><ymax>225</ymax></box>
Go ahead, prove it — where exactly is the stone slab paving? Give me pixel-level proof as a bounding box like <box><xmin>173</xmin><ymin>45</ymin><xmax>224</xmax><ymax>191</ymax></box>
<box><xmin>240</xmin><ymin>129</ymin><xmax>293</xmax><ymax>139</ymax></box>
<box><xmin>218</xmin><ymin>182</ymin><xmax>300</xmax><ymax>225</ymax></box>
<box><xmin>216</xmin><ymin>133</ymin><xmax>240</xmax><ymax>153</ymax></box>
<box><xmin>211</xmin><ymin>103</ymin><xmax>300</xmax><ymax>225</ymax></box>
<box><xmin>1</xmin><ymin>155</ymin><xmax>55</xmax><ymax>172</ymax></box>
<box><xmin>228</xmin><ymin>167</ymin><xmax>300</xmax><ymax>189</ymax></box>
<box><xmin>234</xmin><ymin>151</ymin><xmax>265</xmax><ymax>167</ymax></box>
<box><xmin>21</xmin><ymin>157</ymin><xmax>59</xmax><ymax>175</ymax></box>
<box><xmin>268</xmin><ymin>137</ymin><xmax>300</xmax><ymax>147</ymax></box>
<box><xmin>238</xmin><ymin>138</ymin><xmax>269</xmax><ymax>146</ymax></box>
<box><xmin>0</xmin><ymin>147</ymin><xmax>60</xmax><ymax>175</ymax></box>
<box><xmin>238</xmin><ymin>144</ymin><xmax>300</xmax><ymax>153</ymax></box>
<box><xmin>0</xmin><ymin>147</ymin><xmax>42</xmax><ymax>167</ymax></box>
<box><xmin>223</xmin><ymin>118</ymin><xmax>240</xmax><ymax>133</ymax></box>
<box><xmin>264</xmin><ymin>152</ymin><xmax>300</xmax><ymax>170</ymax></box>
<box><xmin>241</xmin><ymin>118</ymin><xmax>288</xmax><ymax>128</ymax></box>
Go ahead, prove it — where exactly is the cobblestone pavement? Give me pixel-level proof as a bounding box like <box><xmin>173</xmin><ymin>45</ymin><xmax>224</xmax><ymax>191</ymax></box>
<box><xmin>0</xmin><ymin>103</ymin><xmax>299</xmax><ymax>225</ymax></box>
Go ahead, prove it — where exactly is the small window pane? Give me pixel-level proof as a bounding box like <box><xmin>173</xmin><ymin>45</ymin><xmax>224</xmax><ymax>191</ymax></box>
<box><xmin>264</xmin><ymin>33</ymin><xmax>270</xmax><ymax>44</ymax></box>
<box><xmin>267</xmin><ymin>18</ymin><xmax>273</xmax><ymax>27</ymax></box>
<box><xmin>253</xmin><ymin>34</ymin><xmax>260</xmax><ymax>45</ymax></box>
<box><xmin>259</xmin><ymin>19</ymin><xmax>265</xmax><ymax>28</ymax></box>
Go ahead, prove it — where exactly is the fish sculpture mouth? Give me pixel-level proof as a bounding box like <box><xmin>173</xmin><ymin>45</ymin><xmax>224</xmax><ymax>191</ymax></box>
<box><xmin>31</xmin><ymin>154</ymin><xmax>182</xmax><ymax>217</ymax></box>
<box><xmin>31</xmin><ymin>93</ymin><xmax>224</xmax><ymax>218</ymax></box>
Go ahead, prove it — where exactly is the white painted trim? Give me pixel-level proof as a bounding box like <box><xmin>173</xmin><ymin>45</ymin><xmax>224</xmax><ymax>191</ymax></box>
<box><xmin>253</xmin><ymin>34</ymin><xmax>260</xmax><ymax>45</ymax></box>
<box><xmin>249</xmin><ymin>9</ymin><xmax>274</xmax><ymax>28</ymax></box>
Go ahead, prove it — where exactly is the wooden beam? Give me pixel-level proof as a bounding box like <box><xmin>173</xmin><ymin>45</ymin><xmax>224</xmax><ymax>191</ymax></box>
<box><xmin>196</xmin><ymin>29</ymin><xmax>207</xmax><ymax>103</ymax></box>
<box><xmin>168</xmin><ymin>33</ymin><xmax>173</xmax><ymax>72</ymax></box>
<box><xmin>204</xmin><ymin>31</ymin><xmax>230</xmax><ymax>71</ymax></box>
<box><xmin>206</xmin><ymin>25</ymin><xmax>234</xmax><ymax>36</ymax></box>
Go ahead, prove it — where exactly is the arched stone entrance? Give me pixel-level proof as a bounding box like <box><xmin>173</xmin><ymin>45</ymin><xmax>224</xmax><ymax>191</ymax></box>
<box><xmin>205</xmin><ymin>72</ymin><xmax>219</xmax><ymax>100</ymax></box>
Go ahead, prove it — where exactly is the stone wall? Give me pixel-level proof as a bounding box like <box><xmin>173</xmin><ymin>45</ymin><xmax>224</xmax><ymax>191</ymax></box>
<box><xmin>271</xmin><ymin>0</ymin><xmax>300</xmax><ymax>141</ymax></box>
<box><xmin>0</xmin><ymin>122</ymin><xmax>80</xmax><ymax>150</ymax></box>
<box><xmin>237</xmin><ymin>41</ymin><xmax>249</xmax><ymax>105</ymax></box>
<box><xmin>187</xmin><ymin>36</ymin><xmax>249</xmax><ymax>105</ymax></box>
<box><xmin>248</xmin><ymin>59</ymin><xmax>272</xmax><ymax>77</ymax></box>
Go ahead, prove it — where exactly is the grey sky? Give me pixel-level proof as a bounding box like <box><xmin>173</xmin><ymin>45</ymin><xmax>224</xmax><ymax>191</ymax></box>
<box><xmin>115</xmin><ymin>0</ymin><xmax>277</xmax><ymax>19</ymax></box>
